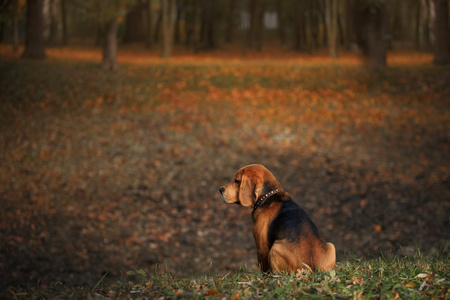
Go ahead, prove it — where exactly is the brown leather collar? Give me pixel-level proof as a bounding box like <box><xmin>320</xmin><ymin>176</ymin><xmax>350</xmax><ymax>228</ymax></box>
<box><xmin>252</xmin><ymin>189</ymin><xmax>280</xmax><ymax>213</ymax></box>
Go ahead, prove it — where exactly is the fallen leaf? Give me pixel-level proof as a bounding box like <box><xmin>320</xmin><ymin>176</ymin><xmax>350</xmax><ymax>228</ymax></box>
<box><xmin>374</xmin><ymin>225</ymin><xmax>383</xmax><ymax>232</ymax></box>
<box><xmin>205</xmin><ymin>289</ymin><xmax>218</xmax><ymax>296</ymax></box>
<box><xmin>416</xmin><ymin>273</ymin><xmax>429</xmax><ymax>279</ymax></box>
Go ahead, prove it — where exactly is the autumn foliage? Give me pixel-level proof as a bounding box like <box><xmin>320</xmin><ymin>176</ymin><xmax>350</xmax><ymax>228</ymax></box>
<box><xmin>0</xmin><ymin>45</ymin><xmax>449</xmax><ymax>289</ymax></box>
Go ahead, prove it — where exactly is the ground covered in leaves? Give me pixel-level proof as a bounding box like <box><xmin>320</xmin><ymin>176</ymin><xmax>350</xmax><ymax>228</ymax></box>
<box><xmin>0</xmin><ymin>46</ymin><xmax>449</xmax><ymax>289</ymax></box>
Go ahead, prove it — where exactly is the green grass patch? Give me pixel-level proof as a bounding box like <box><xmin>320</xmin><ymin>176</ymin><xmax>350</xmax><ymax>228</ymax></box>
<box><xmin>4</xmin><ymin>254</ymin><xmax>449</xmax><ymax>299</ymax></box>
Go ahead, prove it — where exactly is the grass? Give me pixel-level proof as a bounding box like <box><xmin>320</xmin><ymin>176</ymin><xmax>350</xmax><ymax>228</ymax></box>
<box><xmin>4</xmin><ymin>253</ymin><xmax>449</xmax><ymax>299</ymax></box>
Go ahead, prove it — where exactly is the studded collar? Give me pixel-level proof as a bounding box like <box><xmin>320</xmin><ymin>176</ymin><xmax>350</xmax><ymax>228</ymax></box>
<box><xmin>252</xmin><ymin>189</ymin><xmax>280</xmax><ymax>213</ymax></box>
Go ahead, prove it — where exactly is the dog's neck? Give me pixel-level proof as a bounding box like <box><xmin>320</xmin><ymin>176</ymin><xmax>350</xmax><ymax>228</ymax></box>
<box><xmin>252</xmin><ymin>189</ymin><xmax>280</xmax><ymax>213</ymax></box>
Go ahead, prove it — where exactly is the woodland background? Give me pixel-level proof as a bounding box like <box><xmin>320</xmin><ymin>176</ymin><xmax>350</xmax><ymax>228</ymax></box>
<box><xmin>0</xmin><ymin>0</ymin><xmax>449</xmax><ymax>291</ymax></box>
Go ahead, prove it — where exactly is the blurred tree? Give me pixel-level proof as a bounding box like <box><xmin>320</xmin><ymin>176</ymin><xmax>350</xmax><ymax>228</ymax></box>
<box><xmin>356</xmin><ymin>0</ymin><xmax>388</xmax><ymax>70</ymax></box>
<box><xmin>0</xmin><ymin>0</ymin><xmax>25</xmax><ymax>51</ymax></box>
<box><xmin>123</xmin><ymin>0</ymin><xmax>145</xmax><ymax>43</ymax></box>
<box><xmin>226</xmin><ymin>0</ymin><xmax>236</xmax><ymax>43</ymax></box>
<box><xmin>345</xmin><ymin>0</ymin><xmax>356</xmax><ymax>50</ymax></box>
<box><xmin>96</xmin><ymin>1</ymin><xmax>122</xmax><ymax>70</ymax></box>
<box><xmin>248</xmin><ymin>0</ymin><xmax>266</xmax><ymax>51</ymax></box>
<box><xmin>367</xmin><ymin>0</ymin><xmax>388</xmax><ymax>69</ymax></box>
<box><xmin>308</xmin><ymin>0</ymin><xmax>321</xmax><ymax>50</ymax></box>
<box><xmin>184</xmin><ymin>0</ymin><xmax>198</xmax><ymax>48</ymax></box>
<box><xmin>174</xmin><ymin>0</ymin><xmax>181</xmax><ymax>44</ymax></box>
<box><xmin>154</xmin><ymin>3</ymin><xmax>162</xmax><ymax>43</ymax></box>
<box><xmin>326</xmin><ymin>0</ymin><xmax>338</xmax><ymax>57</ymax></box>
<box><xmin>2</xmin><ymin>0</ymin><xmax>446</xmax><ymax>64</ymax></box>
<box><xmin>61</xmin><ymin>0</ymin><xmax>67</xmax><ymax>45</ymax></box>
<box><xmin>13</xmin><ymin>0</ymin><xmax>19</xmax><ymax>52</ymax></box>
<box><xmin>145</xmin><ymin>0</ymin><xmax>152</xmax><ymax>48</ymax></box>
<box><xmin>415</xmin><ymin>0</ymin><xmax>434</xmax><ymax>51</ymax></box>
<box><xmin>293</xmin><ymin>0</ymin><xmax>307</xmax><ymax>52</ymax></box>
<box><xmin>390</xmin><ymin>0</ymin><xmax>417</xmax><ymax>49</ymax></box>
<box><xmin>0</xmin><ymin>3</ymin><xmax>5</xmax><ymax>41</ymax></box>
<box><xmin>275</xmin><ymin>0</ymin><xmax>286</xmax><ymax>47</ymax></box>
<box><xmin>22</xmin><ymin>0</ymin><xmax>46</xmax><ymax>59</ymax></box>
<box><xmin>48</xmin><ymin>0</ymin><xmax>59</xmax><ymax>45</ymax></box>
<box><xmin>200</xmin><ymin>0</ymin><xmax>214</xmax><ymax>50</ymax></box>
<box><xmin>433</xmin><ymin>0</ymin><xmax>449</xmax><ymax>65</ymax></box>
<box><xmin>75</xmin><ymin>0</ymin><xmax>134</xmax><ymax>70</ymax></box>
<box><xmin>161</xmin><ymin>0</ymin><xmax>175</xmax><ymax>57</ymax></box>
<box><xmin>101</xmin><ymin>18</ymin><xmax>118</xmax><ymax>70</ymax></box>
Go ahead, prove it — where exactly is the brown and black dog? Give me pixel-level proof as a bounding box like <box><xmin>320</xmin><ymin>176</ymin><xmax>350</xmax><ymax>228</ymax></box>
<box><xmin>219</xmin><ymin>164</ymin><xmax>335</xmax><ymax>273</ymax></box>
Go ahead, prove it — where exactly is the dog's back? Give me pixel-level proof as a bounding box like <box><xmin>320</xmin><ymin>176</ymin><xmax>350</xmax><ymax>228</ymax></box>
<box><xmin>265</xmin><ymin>194</ymin><xmax>336</xmax><ymax>272</ymax></box>
<box><xmin>268</xmin><ymin>200</ymin><xmax>321</xmax><ymax>246</ymax></box>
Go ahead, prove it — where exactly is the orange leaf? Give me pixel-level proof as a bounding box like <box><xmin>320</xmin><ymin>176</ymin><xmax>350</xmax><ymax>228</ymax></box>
<box><xmin>205</xmin><ymin>289</ymin><xmax>218</xmax><ymax>296</ymax></box>
<box><xmin>231</xmin><ymin>292</ymin><xmax>241</xmax><ymax>300</ymax></box>
<box><xmin>374</xmin><ymin>225</ymin><xmax>383</xmax><ymax>232</ymax></box>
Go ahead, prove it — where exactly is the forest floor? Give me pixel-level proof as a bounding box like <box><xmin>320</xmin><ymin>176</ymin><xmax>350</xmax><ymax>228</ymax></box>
<box><xmin>0</xmin><ymin>44</ymin><xmax>449</xmax><ymax>290</ymax></box>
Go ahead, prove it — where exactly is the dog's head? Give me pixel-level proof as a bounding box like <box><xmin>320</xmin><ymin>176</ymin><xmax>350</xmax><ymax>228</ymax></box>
<box><xmin>219</xmin><ymin>164</ymin><xmax>282</xmax><ymax>207</ymax></box>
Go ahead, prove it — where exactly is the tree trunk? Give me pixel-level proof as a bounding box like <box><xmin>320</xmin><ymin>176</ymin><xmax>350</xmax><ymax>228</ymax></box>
<box><xmin>61</xmin><ymin>0</ymin><xmax>67</xmax><ymax>45</ymax></box>
<box><xmin>0</xmin><ymin>21</ymin><xmax>3</xmax><ymax>42</ymax></box>
<box><xmin>345</xmin><ymin>0</ymin><xmax>356</xmax><ymax>50</ymax></box>
<box><xmin>146</xmin><ymin>0</ymin><xmax>153</xmax><ymax>48</ymax></box>
<box><xmin>13</xmin><ymin>0</ymin><xmax>19</xmax><ymax>52</ymax></box>
<box><xmin>161</xmin><ymin>0</ymin><xmax>176</xmax><ymax>57</ymax></box>
<box><xmin>337</xmin><ymin>7</ymin><xmax>344</xmax><ymax>46</ymax></box>
<box><xmin>255</xmin><ymin>0</ymin><xmax>266</xmax><ymax>51</ymax></box>
<box><xmin>22</xmin><ymin>0</ymin><xmax>46</xmax><ymax>59</ymax></box>
<box><xmin>415</xmin><ymin>0</ymin><xmax>421</xmax><ymax>50</ymax></box>
<box><xmin>321</xmin><ymin>0</ymin><xmax>328</xmax><ymax>46</ymax></box>
<box><xmin>365</xmin><ymin>1</ymin><xmax>388</xmax><ymax>70</ymax></box>
<box><xmin>123</xmin><ymin>2</ymin><xmax>146</xmax><ymax>43</ymax></box>
<box><xmin>226</xmin><ymin>0</ymin><xmax>236</xmax><ymax>43</ymax></box>
<box><xmin>49</xmin><ymin>0</ymin><xmax>59</xmax><ymax>46</ymax></box>
<box><xmin>276</xmin><ymin>0</ymin><xmax>286</xmax><ymax>47</ymax></box>
<box><xmin>102</xmin><ymin>19</ymin><xmax>118</xmax><ymax>71</ymax></box>
<box><xmin>174</xmin><ymin>0</ymin><xmax>183</xmax><ymax>44</ymax></box>
<box><xmin>417</xmin><ymin>0</ymin><xmax>433</xmax><ymax>51</ymax></box>
<box><xmin>248</xmin><ymin>0</ymin><xmax>256</xmax><ymax>49</ymax></box>
<box><xmin>294</xmin><ymin>0</ymin><xmax>307</xmax><ymax>52</ymax></box>
<box><xmin>433</xmin><ymin>0</ymin><xmax>450</xmax><ymax>65</ymax></box>
<box><xmin>326</xmin><ymin>0</ymin><xmax>338</xmax><ymax>57</ymax></box>
<box><xmin>184</xmin><ymin>0</ymin><xmax>195</xmax><ymax>47</ymax></box>
<box><xmin>154</xmin><ymin>5</ymin><xmax>162</xmax><ymax>43</ymax></box>
<box><xmin>201</xmin><ymin>0</ymin><xmax>214</xmax><ymax>50</ymax></box>
<box><xmin>309</xmin><ymin>0</ymin><xmax>320</xmax><ymax>49</ymax></box>
<box><xmin>248</xmin><ymin>0</ymin><xmax>266</xmax><ymax>51</ymax></box>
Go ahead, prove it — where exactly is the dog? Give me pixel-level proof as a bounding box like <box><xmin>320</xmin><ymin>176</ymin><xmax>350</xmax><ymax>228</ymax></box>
<box><xmin>219</xmin><ymin>164</ymin><xmax>335</xmax><ymax>273</ymax></box>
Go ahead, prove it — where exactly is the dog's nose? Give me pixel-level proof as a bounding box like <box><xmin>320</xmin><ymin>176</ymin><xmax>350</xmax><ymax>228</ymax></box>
<box><xmin>219</xmin><ymin>187</ymin><xmax>225</xmax><ymax>195</ymax></box>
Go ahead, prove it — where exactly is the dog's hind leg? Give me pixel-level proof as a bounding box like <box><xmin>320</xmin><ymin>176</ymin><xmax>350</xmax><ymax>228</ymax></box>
<box><xmin>268</xmin><ymin>240</ymin><xmax>300</xmax><ymax>273</ymax></box>
<box><xmin>318</xmin><ymin>242</ymin><xmax>336</xmax><ymax>271</ymax></box>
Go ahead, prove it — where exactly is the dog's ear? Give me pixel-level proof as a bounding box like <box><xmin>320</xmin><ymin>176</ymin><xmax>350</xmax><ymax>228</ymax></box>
<box><xmin>239</xmin><ymin>170</ymin><xmax>255</xmax><ymax>207</ymax></box>
<box><xmin>239</xmin><ymin>170</ymin><xmax>263</xmax><ymax>207</ymax></box>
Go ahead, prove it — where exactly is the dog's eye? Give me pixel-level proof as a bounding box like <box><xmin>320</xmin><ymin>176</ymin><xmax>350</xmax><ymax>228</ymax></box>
<box><xmin>235</xmin><ymin>179</ymin><xmax>241</xmax><ymax>185</ymax></box>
